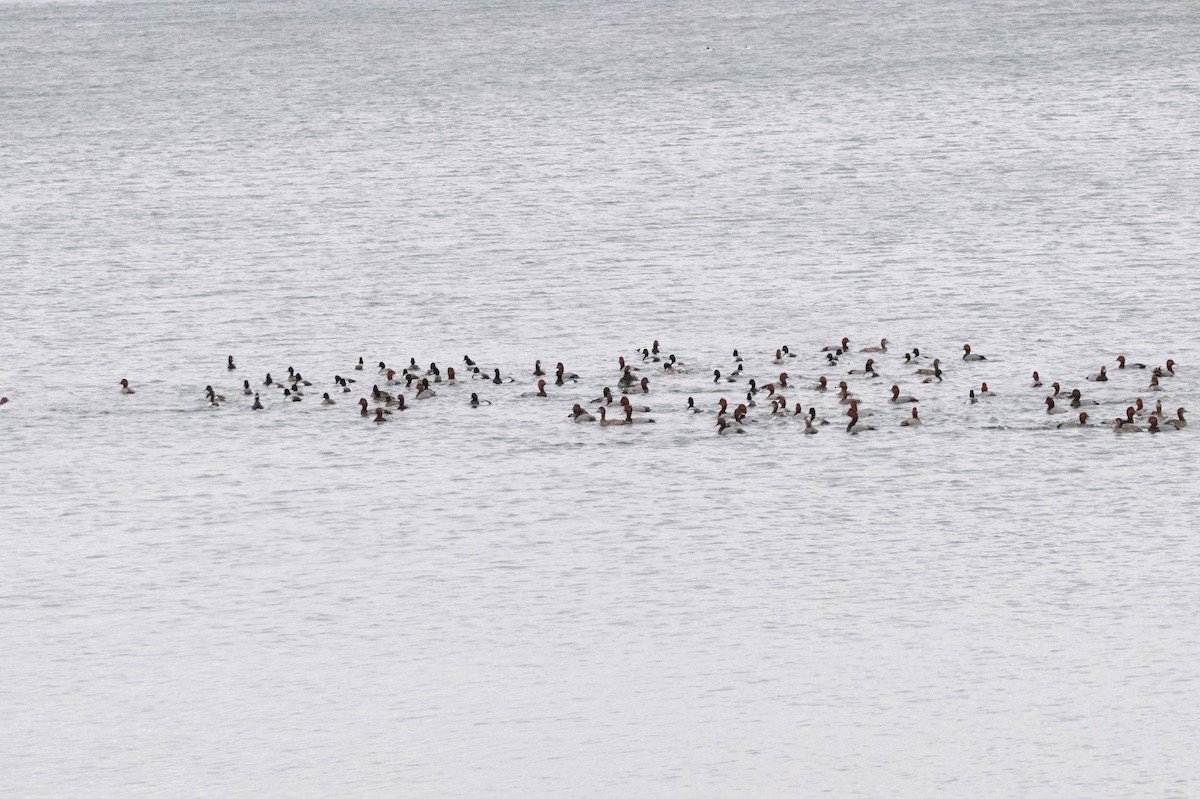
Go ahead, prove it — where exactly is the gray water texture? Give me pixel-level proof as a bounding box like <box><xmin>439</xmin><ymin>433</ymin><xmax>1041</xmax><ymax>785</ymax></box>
<box><xmin>1</xmin><ymin>0</ymin><xmax>1198</xmax><ymax>796</ymax></box>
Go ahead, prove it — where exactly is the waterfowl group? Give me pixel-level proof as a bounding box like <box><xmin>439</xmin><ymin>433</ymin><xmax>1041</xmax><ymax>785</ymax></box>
<box><xmin>90</xmin><ymin>345</ymin><xmax>1192</xmax><ymax>442</ymax></box>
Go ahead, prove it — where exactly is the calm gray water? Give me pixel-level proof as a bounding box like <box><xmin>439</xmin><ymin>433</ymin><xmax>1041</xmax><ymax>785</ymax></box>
<box><xmin>2</xmin><ymin>0</ymin><xmax>1198</xmax><ymax>795</ymax></box>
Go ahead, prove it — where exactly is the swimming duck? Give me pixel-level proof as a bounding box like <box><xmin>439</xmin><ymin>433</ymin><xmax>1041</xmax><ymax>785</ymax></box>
<box><xmin>251</xmin><ymin>393</ymin><xmax>263</xmax><ymax>410</ymax></box>
<box><xmin>713</xmin><ymin>369</ymin><xmax>736</xmax><ymax>384</ymax></box>
<box><xmin>469</xmin><ymin>393</ymin><xmax>491</xmax><ymax>407</ymax></box>
<box><xmin>978</xmin><ymin>383</ymin><xmax>996</xmax><ymax>398</ymax></box>
<box><xmin>1114</xmin><ymin>417</ymin><xmax>1143</xmax><ymax>433</ymax></box>
<box><xmin>205</xmin><ymin>385</ymin><xmax>225</xmax><ymax>405</ymax></box>
<box><xmin>900</xmin><ymin>407</ymin><xmax>922</xmax><ymax>427</ymax></box>
<box><xmin>1031</xmin><ymin>371</ymin><xmax>1043</xmax><ymax>388</ymax></box>
<box><xmin>848</xmin><ymin>358</ymin><xmax>878</xmax><ymax>377</ymax></box>
<box><xmin>781</xmin><ymin>345</ymin><xmax>797</xmax><ymax>358</ymax></box>
<box><xmin>415</xmin><ymin>380</ymin><xmax>436</xmax><ymax>399</ymax></box>
<box><xmin>623</xmin><ymin>404</ymin><xmax>655</xmax><ymax>424</ymax></box>
<box><xmin>321</xmin><ymin>393</ymin><xmax>336</xmax><ymax>406</ymax></box>
<box><xmin>355</xmin><ymin>357</ymin><xmax>364</xmax><ymax>371</ymax></box>
<box><xmin>825</xmin><ymin>353</ymin><xmax>839</xmax><ymax>366</ymax></box>
<box><xmin>772</xmin><ymin>349</ymin><xmax>786</xmax><ymax>365</ymax></box>
<box><xmin>803</xmin><ymin>417</ymin><xmax>818</xmax><ymax>435</ymax></box>
<box><xmin>845</xmin><ymin>409</ymin><xmax>875</xmax><ymax>433</ymax></box>
<box><xmin>812</xmin><ymin>376</ymin><xmax>828</xmax><ymax>391</ymax></box>
<box><xmin>822</xmin><ymin>337</ymin><xmax>850</xmax><ymax>353</ymax></box>
<box><xmin>1069</xmin><ymin>389</ymin><xmax>1097</xmax><ymax>408</ymax></box>
<box><xmin>836</xmin><ymin>381</ymin><xmax>854</xmax><ymax>404</ymax></box>
<box><xmin>731</xmin><ymin>349</ymin><xmax>743</xmax><ymax>362</ymax></box>
<box><xmin>861</xmin><ymin>338</ymin><xmax>889</xmax><ymax>353</ymax></box>
<box><xmin>377</xmin><ymin>361</ymin><xmax>388</xmax><ymax>375</ymax></box>
<box><xmin>969</xmin><ymin>390</ymin><xmax>978</xmax><ymax>404</ymax></box>
<box><xmin>1148</xmin><ymin>416</ymin><xmax>1169</xmax><ymax>433</ymax></box>
<box><xmin>385</xmin><ymin>368</ymin><xmax>401</xmax><ymax>386</ymax></box>
<box><xmin>372</xmin><ymin>385</ymin><xmax>395</xmax><ymax>404</ymax></box>
<box><xmin>616</xmin><ymin>357</ymin><xmax>639</xmax><ymax>374</ymax></box>
<box><xmin>1149</xmin><ymin>375</ymin><xmax>1163</xmax><ymax>391</ymax></box>
<box><xmin>119</xmin><ymin>378</ymin><xmax>135</xmax><ymax>394</ymax></box>
<box><xmin>778</xmin><ymin>372</ymin><xmax>790</xmax><ymax>389</ymax></box>
<box><xmin>618</xmin><ymin>367</ymin><xmax>639</xmax><ymax>388</ymax></box>
<box><xmin>808</xmin><ymin>407</ymin><xmax>829</xmax><ymax>426</ymax></box>
<box><xmin>263</xmin><ymin>373</ymin><xmax>274</xmax><ymax>387</ymax></box>
<box><xmin>915</xmin><ymin>359</ymin><xmax>941</xmax><ymax>375</ymax></box>
<box><xmin>890</xmin><ymin>385</ymin><xmax>918</xmax><ymax>403</ymax></box>
<box><xmin>1044</xmin><ymin>397</ymin><xmax>1065</xmax><ymax>414</ymax></box>
<box><xmin>1050</xmin><ymin>382</ymin><xmax>1069</xmax><ymax>398</ymax></box>
<box><xmin>283</xmin><ymin>388</ymin><xmax>301</xmax><ymax>403</ymax></box>
<box><xmin>492</xmin><ymin>369</ymin><xmax>514</xmax><ymax>384</ymax></box>
<box><xmin>241</xmin><ymin>380</ymin><xmax>252</xmax><ymax>396</ymax></box>
<box><xmin>445</xmin><ymin>367</ymin><xmax>457</xmax><ymax>385</ymax></box>
<box><xmin>569</xmin><ymin>404</ymin><xmax>595</xmax><ymax>422</ymax></box>
<box><xmin>717</xmin><ymin>417</ymin><xmax>745</xmax><ymax>435</ymax></box>
<box><xmin>463</xmin><ymin>355</ymin><xmax>477</xmax><ymax>367</ymax></box>
<box><xmin>1116</xmin><ymin>356</ymin><xmax>1145</xmax><ymax>369</ymax></box>
<box><xmin>597</xmin><ymin>406</ymin><xmax>628</xmax><ymax>426</ymax></box>
<box><xmin>1087</xmin><ymin>365</ymin><xmax>1108</xmax><ymax>382</ymax></box>
<box><xmin>663</xmin><ymin>361</ymin><xmax>683</xmax><ymax>374</ymax></box>
<box><xmin>1057</xmin><ymin>412</ymin><xmax>1089</xmax><ymax>428</ymax></box>
<box><xmin>962</xmin><ymin>344</ymin><xmax>986</xmax><ymax>361</ymax></box>
<box><xmin>591</xmin><ymin>387</ymin><xmax>615</xmax><ymax>405</ymax></box>
<box><xmin>1165</xmin><ymin>407</ymin><xmax>1188</xmax><ymax>429</ymax></box>
<box><xmin>522</xmin><ymin>380</ymin><xmax>549</xmax><ymax>398</ymax></box>
<box><xmin>227</xmin><ymin>355</ymin><xmax>236</xmax><ymax>371</ymax></box>
<box><xmin>533</xmin><ymin>360</ymin><xmax>545</xmax><ymax>376</ymax></box>
<box><xmin>555</xmin><ymin>365</ymin><xmax>579</xmax><ymax>386</ymax></box>
<box><xmin>620</xmin><ymin>376</ymin><xmax>650</xmax><ymax>395</ymax></box>
<box><xmin>1153</xmin><ymin>359</ymin><xmax>1176</xmax><ymax>377</ymax></box>
<box><xmin>686</xmin><ymin>397</ymin><xmax>704</xmax><ymax>413</ymax></box>
<box><xmin>358</xmin><ymin>397</ymin><xmax>371</xmax><ymax>416</ymax></box>
<box><xmin>374</xmin><ymin>407</ymin><xmax>388</xmax><ymax>424</ymax></box>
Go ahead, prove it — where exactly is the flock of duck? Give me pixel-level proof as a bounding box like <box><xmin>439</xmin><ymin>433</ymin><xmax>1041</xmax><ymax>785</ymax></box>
<box><xmin>85</xmin><ymin>339</ymin><xmax>1188</xmax><ymax>436</ymax></box>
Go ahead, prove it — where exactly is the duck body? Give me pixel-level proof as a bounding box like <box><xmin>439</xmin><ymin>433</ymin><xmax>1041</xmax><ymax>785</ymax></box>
<box><xmin>717</xmin><ymin>418</ymin><xmax>745</xmax><ymax>435</ymax></box>
<box><xmin>597</xmin><ymin>407</ymin><xmax>628</xmax><ymax>426</ymax></box>
<box><xmin>962</xmin><ymin>344</ymin><xmax>986</xmax><ymax>361</ymax></box>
